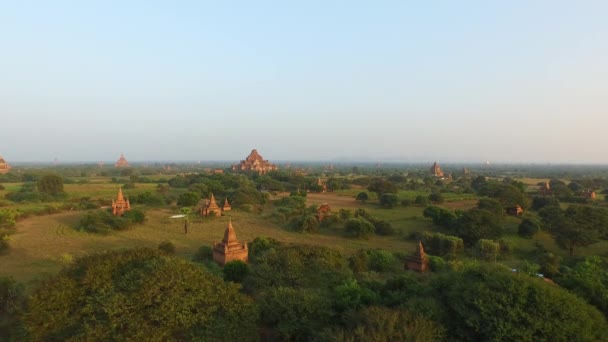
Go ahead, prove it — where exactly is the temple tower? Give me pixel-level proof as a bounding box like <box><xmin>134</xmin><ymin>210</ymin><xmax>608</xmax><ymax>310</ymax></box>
<box><xmin>405</xmin><ymin>242</ymin><xmax>429</xmax><ymax>272</ymax></box>
<box><xmin>0</xmin><ymin>155</ymin><xmax>10</xmax><ymax>174</ymax></box>
<box><xmin>213</xmin><ymin>220</ymin><xmax>248</xmax><ymax>266</ymax></box>
<box><xmin>115</xmin><ymin>153</ymin><xmax>130</xmax><ymax>168</ymax></box>
<box><xmin>111</xmin><ymin>187</ymin><xmax>131</xmax><ymax>216</ymax></box>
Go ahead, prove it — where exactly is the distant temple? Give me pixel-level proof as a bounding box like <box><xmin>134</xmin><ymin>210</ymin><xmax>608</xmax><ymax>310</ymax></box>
<box><xmin>115</xmin><ymin>153</ymin><xmax>130</xmax><ymax>168</ymax></box>
<box><xmin>405</xmin><ymin>242</ymin><xmax>429</xmax><ymax>272</ymax></box>
<box><xmin>222</xmin><ymin>198</ymin><xmax>232</xmax><ymax>211</ymax></box>
<box><xmin>0</xmin><ymin>155</ymin><xmax>11</xmax><ymax>174</ymax></box>
<box><xmin>582</xmin><ymin>190</ymin><xmax>597</xmax><ymax>200</ymax></box>
<box><xmin>430</xmin><ymin>162</ymin><xmax>444</xmax><ymax>178</ymax></box>
<box><xmin>539</xmin><ymin>182</ymin><xmax>551</xmax><ymax>195</ymax></box>
<box><xmin>213</xmin><ymin>219</ymin><xmax>248</xmax><ymax>266</ymax></box>
<box><xmin>111</xmin><ymin>188</ymin><xmax>131</xmax><ymax>216</ymax></box>
<box><xmin>232</xmin><ymin>149</ymin><xmax>277</xmax><ymax>174</ymax></box>
<box><xmin>200</xmin><ymin>193</ymin><xmax>222</xmax><ymax>217</ymax></box>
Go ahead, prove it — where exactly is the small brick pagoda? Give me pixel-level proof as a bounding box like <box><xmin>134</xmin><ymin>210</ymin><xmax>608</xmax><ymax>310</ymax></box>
<box><xmin>507</xmin><ymin>205</ymin><xmax>524</xmax><ymax>216</ymax></box>
<box><xmin>200</xmin><ymin>193</ymin><xmax>222</xmax><ymax>217</ymax></box>
<box><xmin>430</xmin><ymin>161</ymin><xmax>444</xmax><ymax>178</ymax></box>
<box><xmin>316</xmin><ymin>203</ymin><xmax>331</xmax><ymax>222</ymax></box>
<box><xmin>0</xmin><ymin>155</ymin><xmax>11</xmax><ymax>174</ymax></box>
<box><xmin>316</xmin><ymin>178</ymin><xmax>327</xmax><ymax>192</ymax></box>
<box><xmin>111</xmin><ymin>188</ymin><xmax>131</xmax><ymax>216</ymax></box>
<box><xmin>232</xmin><ymin>149</ymin><xmax>277</xmax><ymax>174</ymax></box>
<box><xmin>405</xmin><ymin>242</ymin><xmax>429</xmax><ymax>272</ymax></box>
<box><xmin>213</xmin><ymin>219</ymin><xmax>248</xmax><ymax>266</ymax></box>
<box><xmin>222</xmin><ymin>198</ymin><xmax>232</xmax><ymax>211</ymax></box>
<box><xmin>115</xmin><ymin>153</ymin><xmax>130</xmax><ymax>168</ymax></box>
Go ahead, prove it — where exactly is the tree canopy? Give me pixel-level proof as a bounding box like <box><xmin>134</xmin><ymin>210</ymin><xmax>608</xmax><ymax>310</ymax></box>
<box><xmin>24</xmin><ymin>249</ymin><xmax>258</xmax><ymax>341</ymax></box>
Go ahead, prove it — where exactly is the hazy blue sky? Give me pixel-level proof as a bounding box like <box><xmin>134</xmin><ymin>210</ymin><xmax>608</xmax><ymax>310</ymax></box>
<box><xmin>1</xmin><ymin>1</ymin><xmax>607</xmax><ymax>163</ymax></box>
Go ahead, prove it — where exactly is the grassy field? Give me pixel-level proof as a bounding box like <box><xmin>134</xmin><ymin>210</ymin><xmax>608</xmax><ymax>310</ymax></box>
<box><xmin>3</xmin><ymin>185</ymin><xmax>607</xmax><ymax>288</ymax></box>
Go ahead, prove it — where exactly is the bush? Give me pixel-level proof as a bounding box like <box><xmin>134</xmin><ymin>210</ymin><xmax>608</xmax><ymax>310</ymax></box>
<box><xmin>192</xmin><ymin>245</ymin><xmax>213</xmax><ymax>262</ymax></box>
<box><xmin>177</xmin><ymin>191</ymin><xmax>200</xmax><ymax>207</ymax></box>
<box><xmin>223</xmin><ymin>260</ymin><xmax>250</xmax><ymax>283</ymax></box>
<box><xmin>421</xmin><ymin>232</ymin><xmax>464</xmax><ymax>256</ymax></box>
<box><xmin>476</xmin><ymin>239</ymin><xmax>500</xmax><ymax>261</ymax></box>
<box><xmin>428</xmin><ymin>192</ymin><xmax>445</xmax><ymax>204</ymax></box>
<box><xmin>373</xmin><ymin>220</ymin><xmax>395</xmax><ymax>236</ymax></box>
<box><xmin>366</xmin><ymin>249</ymin><xmax>396</xmax><ymax>272</ymax></box>
<box><xmin>345</xmin><ymin>217</ymin><xmax>375</xmax><ymax>239</ymax></box>
<box><xmin>379</xmin><ymin>193</ymin><xmax>399</xmax><ymax>208</ymax></box>
<box><xmin>518</xmin><ymin>218</ymin><xmax>540</xmax><ymax>238</ymax></box>
<box><xmin>401</xmin><ymin>199</ymin><xmax>413</xmax><ymax>207</ymax></box>
<box><xmin>427</xmin><ymin>255</ymin><xmax>448</xmax><ymax>272</ymax></box>
<box><xmin>158</xmin><ymin>241</ymin><xmax>176</xmax><ymax>255</ymax></box>
<box><xmin>37</xmin><ymin>174</ymin><xmax>64</xmax><ymax>196</ymax></box>
<box><xmin>414</xmin><ymin>195</ymin><xmax>429</xmax><ymax>206</ymax></box>
<box><xmin>356</xmin><ymin>192</ymin><xmax>369</xmax><ymax>203</ymax></box>
<box><xmin>290</xmin><ymin>214</ymin><xmax>320</xmax><ymax>233</ymax></box>
<box><xmin>122</xmin><ymin>209</ymin><xmax>145</xmax><ymax>224</ymax></box>
<box><xmin>77</xmin><ymin>210</ymin><xmax>132</xmax><ymax>234</ymax></box>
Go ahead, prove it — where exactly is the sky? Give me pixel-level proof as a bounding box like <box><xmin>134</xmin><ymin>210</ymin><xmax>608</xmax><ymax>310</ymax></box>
<box><xmin>1</xmin><ymin>1</ymin><xmax>607</xmax><ymax>163</ymax></box>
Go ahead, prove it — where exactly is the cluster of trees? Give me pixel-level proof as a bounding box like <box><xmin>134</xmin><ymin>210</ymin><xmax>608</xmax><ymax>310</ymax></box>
<box><xmin>3</xmin><ymin>241</ymin><xmax>608</xmax><ymax>341</ymax></box>
<box><xmin>5</xmin><ymin>174</ymin><xmax>66</xmax><ymax>203</ymax></box>
<box><xmin>77</xmin><ymin>209</ymin><xmax>145</xmax><ymax>234</ymax></box>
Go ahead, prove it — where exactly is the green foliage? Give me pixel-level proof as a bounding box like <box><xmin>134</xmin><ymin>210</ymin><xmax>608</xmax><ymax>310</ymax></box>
<box><xmin>518</xmin><ymin>218</ymin><xmax>540</xmax><ymax>238</ymax></box>
<box><xmin>453</xmin><ymin>209</ymin><xmax>502</xmax><ymax>246</ymax></box>
<box><xmin>323</xmin><ymin>306</ymin><xmax>445</xmax><ymax>342</ymax></box>
<box><xmin>427</xmin><ymin>255</ymin><xmax>448</xmax><ymax>272</ymax></box>
<box><xmin>475</xmin><ymin>239</ymin><xmax>500</xmax><ymax>261</ymax></box>
<box><xmin>433</xmin><ymin>265</ymin><xmax>608</xmax><ymax>341</ymax></box>
<box><xmin>132</xmin><ymin>191</ymin><xmax>165</xmax><ymax>206</ymax></box>
<box><xmin>122</xmin><ymin>208</ymin><xmax>145</xmax><ymax>224</ymax></box>
<box><xmin>355</xmin><ymin>191</ymin><xmax>369</xmax><ymax>203</ymax></box>
<box><xmin>24</xmin><ymin>249</ymin><xmax>258</xmax><ymax>341</ymax></box>
<box><xmin>559</xmin><ymin>256</ymin><xmax>608</xmax><ymax>316</ymax></box>
<box><xmin>531</xmin><ymin>196</ymin><xmax>560</xmax><ymax>211</ymax></box>
<box><xmin>192</xmin><ymin>245</ymin><xmax>213</xmax><ymax>262</ymax></box>
<box><xmin>177</xmin><ymin>191</ymin><xmax>200</xmax><ymax>207</ymax></box>
<box><xmin>332</xmin><ymin>280</ymin><xmax>380</xmax><ymax>312</ymax></box>
<box><xmin>274</xmin><ymin>195</ymin><xmax>306</xmax><ymax>209</ymax></box>
<box><xmin>0</xmin><ymin>209</ymin><xmax>17</xmax><ymax>228</ymax></box>
<box><xmin>344</xmin><ymin>217</ymin><xmax>375</xmax><ymax>239</ymax></box>
<box><xmin>421</xmin><ymin>231</ymin><xmax>464</xmax><ymax>256</ymax></box>
<box><xmin>223</xmin><ymin>260</ymin><xmax>250</xmax><ymax>283</ymax></box>
<box><xmin>477</xmin><ymin>198</ymin><xmax>504</xmax><ymax>217</ymax></box>
<box><xmin>423</xmin><ymin>206</ymin><xmax>456</xmax><ymax>228</ymax></box>
<box><xmin>248</xmin><ymin>236</ymin><xmax>281</xmax><ymax>262</ymax></box>
<box><xmin>0</xmin><ymin>277</ymin><xmax>26</xmax><ymax>340</ymax></box>
<box><xmin>157</xmin><ymin>240</ymin><xmax>175</xmax><ymax>255</ymax></box>
<box><xmin>428</xmin><ymin>192</ymin><xmax>445</xmax><ymax>204</ymax></box>
<box><xmin>373</xmin><ymin>220</ymin><xmax>395</xmax><ymax>236</ymax></box>
<box><xmin>379</xmin><ymin>193</ymin><xmax>399</xmax><ymax>208</ymax></box>
<box><xmin>366</xmin><ymin>249</ymin><xmax>396</xmax><ymax>272</ymax></box>
<box><xmin>259</xmin><ymin>287</ymin><xmax>333</xmax><ymax>341</ymax></box>
<box><xmin>541</xmin><ymin>205</ymin><xmax>607</xmax><ymax>255</ymax></box>
<box><xmin>37</xmin><ymin>174</ymin><xmax>64</xmax><ymax>196</ymax></box>
<box><xmin>246</xmin><ymin>244</ymin><xmax>351</xmax><ymax>291</ymax></box>
<box><xmin>290</xmin><ymin>214</ymin><xmax>320</xmax><ymax>233</ymax></box>
<box><xmin>367</xmin><ymin>178</ymin><xmax>398</xmax><ymax>196</ymax></box>
<box><xmin>77</xmin><ymin>209</ymin><xmax>142</xmax><ymax>234</ymax></box>
<box><xmin>414</xmin><ymin>195</ymin><xmax>429</xmax><ymax>206</ymax></box>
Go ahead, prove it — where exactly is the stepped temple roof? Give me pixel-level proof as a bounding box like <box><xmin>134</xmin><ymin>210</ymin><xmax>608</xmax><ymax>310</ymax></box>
<box><xmin>232</xmin><ymin>149</ymin><xmax>277</xmax><ymax>174</ymax></box>
<box><xmin>115</xmin><ymin>153</ymin><xmax>130</xmax><ymax>168</ymax></box>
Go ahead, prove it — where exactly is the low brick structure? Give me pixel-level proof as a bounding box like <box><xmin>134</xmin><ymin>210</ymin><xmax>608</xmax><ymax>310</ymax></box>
<box><xmin>213</xmin><ymin>220</ymin><xmax>248</xmax><ymax>266</ymax></box>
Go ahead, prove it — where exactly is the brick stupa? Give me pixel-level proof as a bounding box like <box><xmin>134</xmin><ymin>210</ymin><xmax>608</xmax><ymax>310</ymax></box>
<box><xmin>115</xmin><ymin>153</ymin><xmax>130</xmax><ymax>168</ymax></box>
<box><xmin>0</xmin><ymin>155</ymin><xmax>10</xmax><ymax>174</ymax></box>
<box><xmin>201</xmin><ymin>193</ymin><xmax>222</xmax><ymax>217</ymax></box>
<box><xmin>111</xmin><ymin>188</ymin><xmax>131</xmax><ymax>216</ymax></box>
<box><xmin>232</xmin><ymin>149</ymin><xmax>277</xmax><ymax>174</ymax></box>
<box><xmin>405</xmin><ymin>242</ymin><xmax>429</xmax><ymax>272</ymax></box>
<box><xmin>213</xmin><ymin>219</ymin><xmax>248</xmax><ymax>266</ymax></box>
<box><xmin>222</xmin><ymin>198</ymin><xmax>232</xmax><ymax>211</ymax></box>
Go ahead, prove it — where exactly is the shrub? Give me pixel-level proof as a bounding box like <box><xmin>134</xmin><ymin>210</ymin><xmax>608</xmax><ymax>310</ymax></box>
<box><xmin>476</xmin><ymin>239</ymin><xmax>500</xmax><ymax>261</ymax></box>
<box><xmin>518</xmin><ymin>218</ymin><xmax>540</xmax><ymax>238</ymax></box>
<box><xmin>77</xmin><ymin>210</ymin><xmax>130</xmax><ymax>234</ymax></box>
<box><xmin>429</xmin><ymin>192</ymin><xmax>445</xmax><ymax>204</ymax></box>
<box><xmin>223</xmin><ymin>260</ymin><xmax>250</xmax><ymax>283</ymax></box>
<box><xmin>421</xmin><ymin>232</ymin><xmax>464</xmax><ymax>256</ymax></box>
<box><xmin>122</xmin><ymin>209</ymin><xmax>145</xmax><ymax>224</ymax></box>
<box><xmin>366</xmin><ymin>249</ymin><xmax>396</xmax><ymax>272</ymax></box>
<box><xmin>177</xmin><ymin>191</ymin><xmax>200</xmax><ymax>207</ymax></box>
<box><xmin>192</xmin><ymin>245</ymin><xmax>213</xmax><ymax>262</ymax></box>
<box><xmin>290</xmin><ymin>214</ymin><xmax>320</xmax><ymax>233</ymax></box>
<box><xmin>345</xmin><ymin>217</ymin><xmax>375</xmax><ymax>239</ymax></box>
<box><xmin>414</xmin><ymin>195</ymin><xmax>429</xmax><ymax>206</ymax></box>
<box><xmin>374</xmin><ymin>220</ymin><xmax>396</xmax><ymax>236</ymax></box>
<box><xmin>379</xmin><ymin>193</ymin><xmax>399</xmax><ymax>208</ymax></box>
<box><xmin>158</xmin><ymin>241</ymin><xmax>176</xmax><ymax>255</ymax></box>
